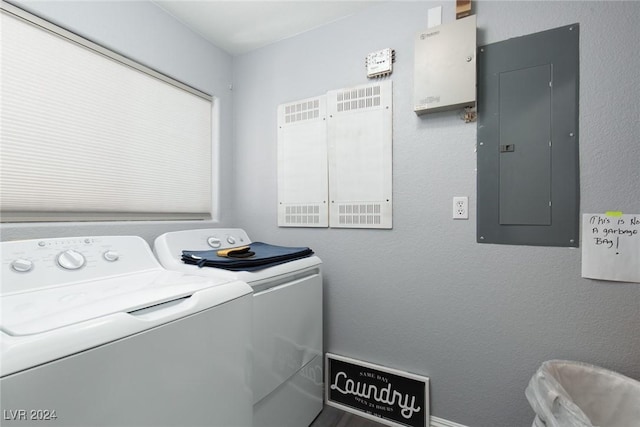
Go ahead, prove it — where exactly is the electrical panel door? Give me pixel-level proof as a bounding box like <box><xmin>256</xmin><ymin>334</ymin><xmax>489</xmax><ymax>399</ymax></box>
<box><xmin>477</xmin><ymin>24</ymin><xmax>580</xmax><ymax>247</ymax></box>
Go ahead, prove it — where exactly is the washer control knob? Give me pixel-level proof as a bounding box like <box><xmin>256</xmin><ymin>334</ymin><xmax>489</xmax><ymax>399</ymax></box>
<box><xmin>57</xmin><ymin>250</ymin><xmax>86</xmax><ymax>270</ymax></box>
<box><xmin>103</xmin><ymin>250</ymin><xmax>119</xmax><ymax>262</ymax></box>
<box><xmin>11</xmin><ymin>258</ymin><xmax>34</xmax><ymax>273</ymax></box>
<box><xmin>207</xmin><ymin>237</ymin><xmax>222</xmax><ymax>248</ymax></box>
<box><xmin>227</xmin><ymin>236</ymin><xmax>236</xmax><ymax>245</ymax></box>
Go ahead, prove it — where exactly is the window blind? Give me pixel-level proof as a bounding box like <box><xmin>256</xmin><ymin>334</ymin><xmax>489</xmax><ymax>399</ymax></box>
<box><xmin>0</xmin><ymin>5</ymin><xmax>214</xmax><ymax>222</ymax></box>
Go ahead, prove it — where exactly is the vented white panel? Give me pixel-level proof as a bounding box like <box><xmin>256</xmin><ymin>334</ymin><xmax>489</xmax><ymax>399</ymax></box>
<box><xmin>277</xmin><ymin>96</ymin><xmax>328</xmax><ymax>227</ymax></box>
<box><xmin>335</xmin><ymin>85</ymin><xmax>381</xmax><ymax>112</ymax></box>
<box><xmin>0</xmin><ymin>8</ymin><xmax>213</xmax><ymax>222</ymax></box>
<box><xmin>336</xmin><ymin>203</ymin><xmax>383</xmax><ymax>226</ymax></box>
<box><xmin>327</xmin><ymin>81</ymin><xmax>393</xmax><ymax>229</ymax></box>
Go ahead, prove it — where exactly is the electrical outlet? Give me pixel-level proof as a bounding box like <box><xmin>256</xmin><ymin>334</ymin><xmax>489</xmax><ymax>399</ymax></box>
<box><xmin>453</xmin><ymin>196</ymin><xmax>469</xmax><ymax>220</ymax></box>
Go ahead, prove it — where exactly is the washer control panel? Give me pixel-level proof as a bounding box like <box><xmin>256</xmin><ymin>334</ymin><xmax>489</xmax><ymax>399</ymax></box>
<box><xmin>157</xmin><ymin>228</ymin><xmax>251</xmax><ymax>253</ymax></box>
<box><xmin>153</xmin><ymin>228</ymin><xmax>253</xmax><ymax>272</ymax></box>
<box><xmin>1</xmin><ymin>236</ymin><xmax>159</xmax><ymax>296</ymax></box>
<box><xmin>206</xmin><ymin>231</ymin><xmax>246</xmax><ymax>249</ymax></box>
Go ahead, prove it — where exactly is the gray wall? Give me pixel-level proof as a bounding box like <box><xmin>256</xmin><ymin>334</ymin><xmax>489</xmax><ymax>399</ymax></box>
<box><xmin>1</xmin><ymin>1</ymin><xmax>639</xmax><ymax>426</ymax></box>
<box><xmin>231</xmin><ymin>1</ymin><xmax>640</xmax><ymax>426</ymax></box>
<box><xmin>1</xmin><ymin>0</ymin><xmax>238</xmax><ymax>241</ymax></box>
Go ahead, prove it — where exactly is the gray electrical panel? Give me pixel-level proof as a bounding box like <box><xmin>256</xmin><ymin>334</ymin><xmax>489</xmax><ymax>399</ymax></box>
<box><xmin>477</xmin><ymin>24</ymin><xmax>580</xmax><ymax>247</ymax></box>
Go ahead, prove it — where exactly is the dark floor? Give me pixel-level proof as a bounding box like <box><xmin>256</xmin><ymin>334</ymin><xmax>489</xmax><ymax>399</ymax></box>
<box><xmin>309</xmin><ymin>406</ymin><xmax>387</xmax><ymax>427</ymax></box>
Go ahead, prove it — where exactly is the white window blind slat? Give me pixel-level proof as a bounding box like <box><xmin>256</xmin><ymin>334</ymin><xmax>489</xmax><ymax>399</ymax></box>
<box><xmin>0</xmin><ymin>8</ymin><xmax>214</xmax><ymax>221</ymax></box>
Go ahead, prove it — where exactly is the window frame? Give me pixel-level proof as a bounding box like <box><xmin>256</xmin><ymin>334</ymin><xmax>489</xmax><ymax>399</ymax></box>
<box><xmin>0</xmin><ymin>2</ymin><xmax>218</xmax><ymax>223</ymax></box>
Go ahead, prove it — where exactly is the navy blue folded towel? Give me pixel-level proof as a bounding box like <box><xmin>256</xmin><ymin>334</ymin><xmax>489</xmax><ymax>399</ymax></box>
<box><xmin>182</xmin><ymin>242</ymin><xmax>314</xmax><ymax>271</ymax></box>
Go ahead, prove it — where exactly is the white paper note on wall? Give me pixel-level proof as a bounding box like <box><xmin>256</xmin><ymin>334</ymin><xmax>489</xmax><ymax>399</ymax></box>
<box><xmin>581</xmin><ymin>213</ymin><xmax>640</xmax><ymax>283</ymax></box>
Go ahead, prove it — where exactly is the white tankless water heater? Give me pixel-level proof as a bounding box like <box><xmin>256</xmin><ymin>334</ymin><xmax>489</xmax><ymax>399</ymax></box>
<box><xmin>414</xmin><ymin>15</ymin><xmax>477</xmax><ymax>114</ymax></box>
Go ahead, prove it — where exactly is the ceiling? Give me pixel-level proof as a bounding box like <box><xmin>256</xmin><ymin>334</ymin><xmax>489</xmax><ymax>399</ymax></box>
<box><xmin>153</xmin><ymin>1</ymin><xmax>383</xmax><ymax>56</ymax></box>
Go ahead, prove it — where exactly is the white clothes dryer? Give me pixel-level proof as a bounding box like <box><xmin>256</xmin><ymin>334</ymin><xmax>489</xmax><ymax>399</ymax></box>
<box><xmin>154</xmin><ymin>229</ymin><xmax>323</xmax><ymax>427</ymax></box>
<box><xmin>1</xmin><ymin>236</ymin><xmax>253</xmax><ymax>427</ymax></box>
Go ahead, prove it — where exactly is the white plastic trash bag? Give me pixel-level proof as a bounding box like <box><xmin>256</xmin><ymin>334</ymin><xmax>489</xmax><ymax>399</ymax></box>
<box><xmin>526</xmin><ymin>360</ymin><xmax>640</xmax><ymax>427</ymax></box>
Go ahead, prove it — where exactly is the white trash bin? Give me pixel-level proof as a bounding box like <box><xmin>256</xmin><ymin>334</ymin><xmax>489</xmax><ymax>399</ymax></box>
<box><xmin>526</xmin><ymin>360</ymin><xmax>640</xmax><ymax>427</ymax></box>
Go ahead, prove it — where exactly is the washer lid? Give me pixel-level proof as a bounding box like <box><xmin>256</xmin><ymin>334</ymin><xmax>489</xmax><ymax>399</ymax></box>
<box><xmin>0</xmin><ymin>269</ymin><xmax>235</xmax><ymax>336</ymax></box>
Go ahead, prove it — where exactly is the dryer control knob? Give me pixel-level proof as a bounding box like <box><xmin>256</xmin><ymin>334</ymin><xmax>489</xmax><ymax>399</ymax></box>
<box><xmin>57</xmin><ymin>250</ymin><xmax>86</xmax><ymax>270</ymax></box>
<box><xmin>11</xmin><ymin>258</ymin><xmax>33</xmax><ymax>273</ymax></box>
<box><xmin>103</xmin><ymin>250</ymin><xmax>119</xmax><ymax>262</ymax></box>
<box><xmin>227</xmin><ymin>236</ymin><xmax>236</xmax><ymax>245</ymax></box>
<box><xmin>207</xmin><ymin>237</ymin><xmax>222</xmax><ymax>248</ymax></box>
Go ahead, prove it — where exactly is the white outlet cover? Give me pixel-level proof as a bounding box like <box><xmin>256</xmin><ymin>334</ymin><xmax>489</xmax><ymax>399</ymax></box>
<box><xmin>453</xmin><ymin>196</ymin><xmax>469</xmax><ymax>220</ymax></box>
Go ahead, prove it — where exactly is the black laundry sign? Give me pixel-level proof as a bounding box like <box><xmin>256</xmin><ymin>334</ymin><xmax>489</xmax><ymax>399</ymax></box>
<box><xmin>326</xmin><ymin>353</ymin><xmax>429</xmax><ymax>427</ymax></box>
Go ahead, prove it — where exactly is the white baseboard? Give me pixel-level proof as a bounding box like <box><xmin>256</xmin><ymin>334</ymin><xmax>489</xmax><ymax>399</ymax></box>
<box><xmin>431</xmin><ymin>415</ymin><xmax>469</xmax><ymax>427</ymax></box>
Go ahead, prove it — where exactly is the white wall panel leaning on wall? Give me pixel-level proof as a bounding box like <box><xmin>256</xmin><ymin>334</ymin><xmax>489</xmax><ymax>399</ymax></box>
<box><xmin>277</xmin><ymin>80</ymin><xmax>393</xmax><ymax>229</ymax></box>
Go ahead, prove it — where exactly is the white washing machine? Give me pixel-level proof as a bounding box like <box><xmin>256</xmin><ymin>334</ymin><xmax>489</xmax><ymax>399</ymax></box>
<box><xmin>154</xmin><ymin>229</ymin><xmax>323</xmax><ymax>427</ymax></box>
<box><xmin>1</xmin><ymin>236</ymin><xmax>253</xmax><ymax>427</ymax></box>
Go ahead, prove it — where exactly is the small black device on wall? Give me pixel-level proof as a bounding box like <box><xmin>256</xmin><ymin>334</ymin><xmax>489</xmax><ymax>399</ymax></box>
<box><xmin>476</xmin><ymin>23</ymin><xmax>580</xmax><ymax>247</ymax></box>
